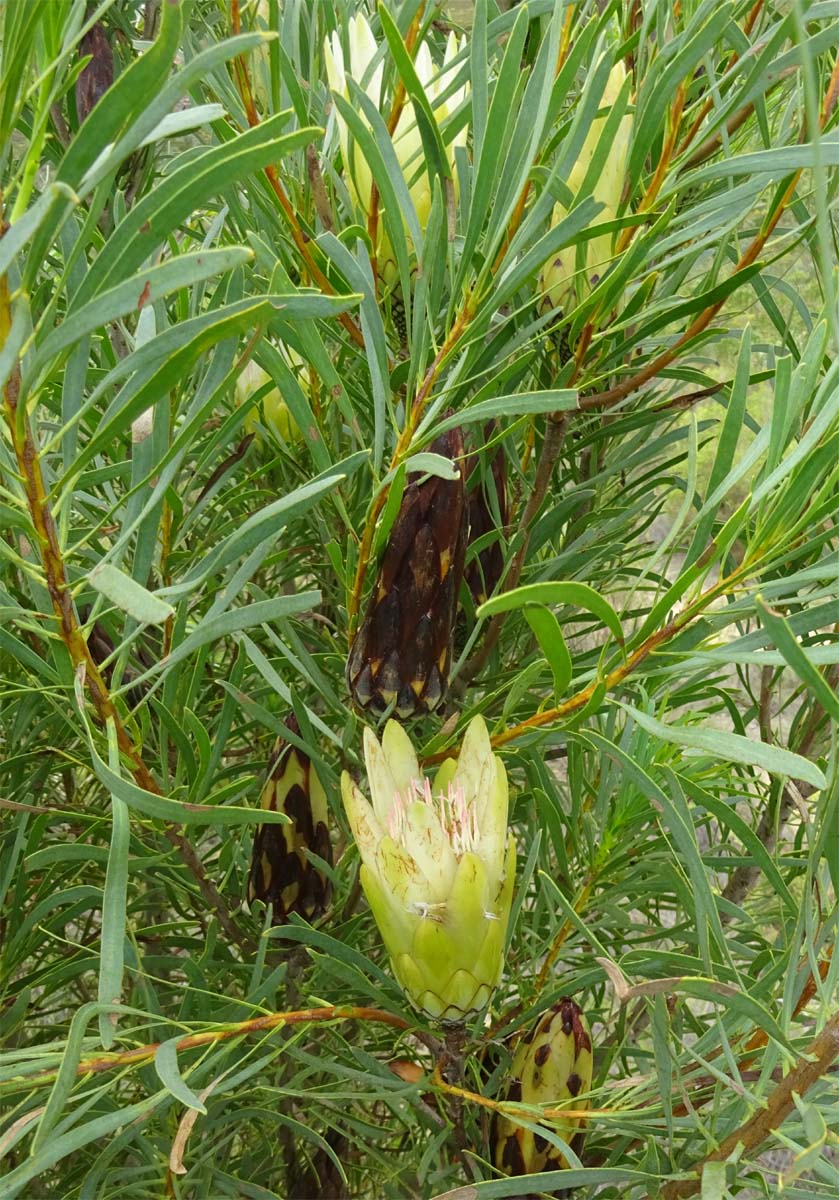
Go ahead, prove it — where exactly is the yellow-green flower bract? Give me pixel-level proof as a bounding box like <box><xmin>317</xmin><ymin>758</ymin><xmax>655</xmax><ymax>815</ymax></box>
<box><xmin>341</xmin><ymin>715</ymin><xmax>515</xmax><ymax>1022</ymax></box>
<box><xmin>233</xmin><ymin>358</ymin><xmax>303</xmax><ymax>448</ymax></box>
<box><xmin>492</xmin><ymin>998</ymin><xmax>594</xmax><ymax>1177</ymax></box>
<box><xmin>323</xmin><ymin>12</ymin><xmax>469</xmax><ymax>278</ymax></box>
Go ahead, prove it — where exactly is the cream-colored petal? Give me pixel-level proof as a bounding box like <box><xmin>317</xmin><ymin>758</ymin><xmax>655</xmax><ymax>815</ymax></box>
<box><xmin>433</xmin><ymin>757</ymin><xmax>458</xmax><ymax>797</ymax></box>
<box><xmin>360</xmin><ymin>862</ymin><xmax>417</xmax><ymax>965</ymax></box>
<box><xmin>363</xmin><ymin>725</ymin><xmax>399</xmax><ymax>826</ymax></box>
<box><xmin>340</xmin><ymin>771</ymin><xmax>383</xmax><ymax>869</ymax></box>
<box><xmin>349</xmin><ymin>12</ymin><xmax>383</xmax><ymax>106</ymax></box>
<box><xmin>393</xmin><ymin>99</ymin><xmax>423</xmax><ymax>176</ymax></box>
<box><xmin>452</xmin><ymin>714</ymin><xmax>495</xmax><ymax>815</ymax></box>
<box><xmin>376</xmin><ymin>833</ymin><xmax>430</xmax><ymax>911</ymax></box>
<box><xmin>476</xmin><ymin>756</ymin><xmax>509</xmax><ymax>880</ymax></box>
<box><xmin>324</xmin><ymin>32</ymin><xmax>346</xmax><ymax>96</ymax></box>
<box><xmin>233</xmin><ymin>360</ymin><xmax>270</xmax><ymax>409</ymax></box>
<box><xmin>414</xmin><ymin>41</ymin><xmax>433</xmax><ymax>89</ymax></box>
<box><xmin>381</xmin><ymin>720</ymin><xmax>420</xmax><ymax>794</ymax></box>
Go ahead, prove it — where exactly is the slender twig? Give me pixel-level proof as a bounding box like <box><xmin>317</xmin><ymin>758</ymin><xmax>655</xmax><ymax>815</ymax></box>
<box><xmin>660</xmin><ymin>1010</ymin><xmax>839</xmax><ymax>1199</ymax></box>
<box><xmin>7</xmin><ymin>1005</ymin><xmax>411</xmax><ymax>1093</ymax></box>
<box><xmin>722</xmin><ymin>665</ymin><xmax>839</xmax><ymax>908</ymax></box>
<box><xmin>613</xmin><ymin>80</ymin><xmax>686</xmax><ymax>261</ymax></box>
<box><xmin>346</xmin><ymin>301</ymin><xmax>475</xmax><ymax>637</ymax></box>
<box><xmin>347</xmin><ymin>12</ymin><xmax>576</xmax><ymax>637</ymax></box>
<box><xmin>439</xmin><ymin>560</ymin><xmax>750</xmax><ymax>761</ymax></box>
<box><xmin>230</xmin><ymin>1</ymin><xmax>365</xmax><ymax>349</ymax></box>
<box><xmin>536</xmin><ymin>877</ymin><xmax>594</xmax><ymax>992</ymax></box>
<box><xmin>0</xmin><ymin>249</ymin><xmax>249</xmax><ymax>955</ymax></box>
<box><xmin>580</xmin><ymin>54</ymin><xmax>839</xmax><ymax>413</ymax></box>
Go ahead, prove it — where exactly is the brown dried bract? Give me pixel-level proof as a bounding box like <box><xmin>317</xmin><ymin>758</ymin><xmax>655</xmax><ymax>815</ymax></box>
<box><xmin>347</xmin><ymin>427</ymin><xmax>467</xmax><ymax>718</ymax></box>
<box><xmin>76</xmin><ymin>24</ymin><xmax>114</xmax><ymax>123</ymax></box>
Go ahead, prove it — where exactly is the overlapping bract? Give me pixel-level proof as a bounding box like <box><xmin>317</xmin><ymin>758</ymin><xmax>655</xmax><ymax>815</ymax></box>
<box><xmin>248</xmin><ymin>717</ymin><xmax>332</xmax><ymax>923</ymax></box>
<box><xmin>341</xmin><ymin>715</ymin><xmax>515</xmax><ymax>1021</ymax></box>
<box><xmin>491</xmin><ymin>999</ymin><xmax>593</xmax><ymax>1178</ymax></box>
<box><xmin>347</xmin><ymin>427</ymin><xmax>467</xmax><ymax>719</ymax></box>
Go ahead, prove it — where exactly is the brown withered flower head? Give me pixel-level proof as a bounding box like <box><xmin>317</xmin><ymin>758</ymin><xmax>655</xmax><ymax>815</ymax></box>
<box><xmin>347</xmin><ymin>426</ymin><xmax>467</xmax><ymax>718</ymax></box>
<box><xmin>76</xmin><ymin>23</ymin><xmax>114</xmax><ymax>123</ymax></box>
<box><xmin>465</xmin><ymin>425</ymin><xmax>507</xmax><ymax>607</ymax></box>
<box><xmin>248</xmin><ymin>716</ymin><xmax>332</xmax><ymax>923</ymax></box>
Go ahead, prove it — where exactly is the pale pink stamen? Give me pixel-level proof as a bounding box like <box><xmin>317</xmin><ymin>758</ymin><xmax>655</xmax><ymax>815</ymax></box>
<box><xmin>391</xmin><ymin>776</ymin><xmax>478</xmax><ymax>858</ymax></box>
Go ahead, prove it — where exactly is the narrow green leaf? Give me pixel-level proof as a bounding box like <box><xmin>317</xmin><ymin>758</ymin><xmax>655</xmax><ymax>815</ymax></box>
<box><xmin>97</xmin><ymin>723</ymin><xmax>130</xmax><ymax>1049</ymax></box>
<box><xmin>524</xmin><ymin>606</ymin><xmax>572</xmax><ymax>701</ymax></box>
<box><xmin>34</xmin><ymin>248</ymin><xmax>252</xmax><ymax>370</ymax></box>
<box><xmin>621</xmin><ymin>704</ymin><xmax>827</xmax><ymax>789</ymax></box>
<box><xmin>154</xmin><ymin>1038</ymin><xmax>207</xmax><ymax>1113</ymax></box>
<box><xmin>478</xmin><ymin>581</ymin><xmax>624</xmax><ymax>646</ymax></box>
<box><xmin>421</xmin><ymin>391</ymin><xmax>578</xmax><ymax>439</ymax></box>
<box><xmin>88</xmin><ymin>563</ymin><xmax>175</xmax><ymax>626</ymax></box>
<box><xmin>756</xmin><ymin>597</ymin><xmax>839</xmax><ymax>722</ymax></box>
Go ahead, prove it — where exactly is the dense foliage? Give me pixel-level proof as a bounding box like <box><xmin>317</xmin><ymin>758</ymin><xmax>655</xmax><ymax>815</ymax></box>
<box><xmin>1</xmin><ymin>1</ymin><xmax>838</xmax><ymax>1197</ymax></box>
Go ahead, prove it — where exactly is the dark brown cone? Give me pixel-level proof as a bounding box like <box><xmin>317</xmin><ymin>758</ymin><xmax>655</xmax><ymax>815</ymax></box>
<box><xmin>248</xmin><ymin>716</ymin><xmax>332</xmax><ymax>923</ymax></box>
<box><xmin>286</xmin><ymin>1130</ymin><xmax>349</xmax><ymax>1199</ymax></box>
<box><xmin>76</xmin><ymin>24</ymin><xmax>114</xmax><ymax>123</ymax></box>
<box><xmin>465</xmin><ymin>426</ymin><xmax>508</xmax><ymax>606</ymax></box>
<box><xmin>347</xmin><ymin>427</ymin><xmax>467</xmax><ymax>718</ymax></box>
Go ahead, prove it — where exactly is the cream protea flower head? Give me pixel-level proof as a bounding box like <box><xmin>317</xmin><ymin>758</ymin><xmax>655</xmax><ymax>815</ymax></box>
<box><xmin>540</xmin><ymin>60</ymin><xmax>633</xmax><ymax>314</ymax></box>
<box><xmin>323</xmin><ymin>12</ymin><xmax>469</xmax><ymax>233</ymax></box>
<box><xmin>233</xmin><ymin>356</ymin><xmax>304</xmax><ymax>447</ymax></box>
<box><xmin>341</xmin><ymin>715</ymin><xmax>516</xmax><ymax>1022</ymax></box>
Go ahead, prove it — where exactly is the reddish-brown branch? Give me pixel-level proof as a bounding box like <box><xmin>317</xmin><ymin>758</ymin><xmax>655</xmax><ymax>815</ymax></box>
<box><xmin>10</xmin><ymin>1006</ymin><xmax>411</xmax><ymax>1093</ymax></box>
<box><xmin>368</xmin><ymin>6</ymin><xmax>425</xmax><ymax>286</ymax></box>
<box><xmin>660</xmin><ymin>1009</ymin><xmax>839</xmax><ymax>1199</ymax></box>
<box><xmin>429</xmin><ymin>559</ymin><xmax>753</xmax><ymax>763</ymax></box>
<box><xmin>676</xmin><ymin>0</ymin><xmax>765</xmax><ymax>157</ymax></box>
<box><xmin>1</xmin><ymin>259</ymin><xmax>249</xmax><ymax>954</ymax></box>
<box><xmin>454</xmin><ymin>411</ymin><xmax>569</xmax><ymax>691</ymax></box>
<box><xmin>581</xmin><ymin>53</ymin><xmax>839</xmax><ymax>413</ymax></box>
<box><xmin>230</xmin><ymin>2</ymin><xmax>365</xmax><ymax>349</ymax></box>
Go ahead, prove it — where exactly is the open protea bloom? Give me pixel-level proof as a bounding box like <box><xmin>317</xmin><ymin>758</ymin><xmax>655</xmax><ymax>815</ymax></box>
<box><xmin>324</xmin><ymin>14</ymin><xmax>468</xmax><ymax>236</ymax></box>
<box><xmin>341</xmin><ymin>715</ymin><xmax>516</xmax><ymax>1022</ymax></box>
<box><xmin>540</xmin><ymin>60</ymin><xmax>632</xmax><ymax>313</ymax></box>
<box><xmin>492</xmin><ymin>998</ymin><xmax>594</xmax><ymax>1177</ymax></box>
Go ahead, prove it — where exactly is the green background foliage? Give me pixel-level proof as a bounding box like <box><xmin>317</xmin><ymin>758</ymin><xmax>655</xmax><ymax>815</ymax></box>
<box><xmin>1</xmin><ymin>0</ymin><xmax>838</xmax><ymax>1197</ymax></box>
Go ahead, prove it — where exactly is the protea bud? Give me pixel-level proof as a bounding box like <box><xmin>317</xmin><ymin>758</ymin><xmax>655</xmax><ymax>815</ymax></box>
<box><xmin>465</xmin><ymin>429</ymin><xmax>507</xmax><ymax>606</ymax></box>
<box><xmin>248</xmin><ymin>716</ymin><xmax>332</xmax><ymax>923</ymax></box>
<box><xmin>324</xmin><ymin>14</ymin><xmax>469</xmax><ymax>266</ymax></box>
<box><xmin>540</xmin><ymin>61</ymin><xmax>632</xmax><ymax>314</ymax></box>
<box><xmin>341</xmin><ymin>715</ymin><xmax>516</xmax><ymax>1022</ymax></box>
<box><xmin>347</xmin><ymin>427</ymin><xmax>467</xmax><ymax>718</ymax></box>
<box><xmin>491</xmin><ymin>999</ymin><xmax>593</xmax><ymax>1179</ymax></box>
<box><xmin>234</xmin><ymin>358</ymin><xmax>303</xmax><ymax>448</ymax></box>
